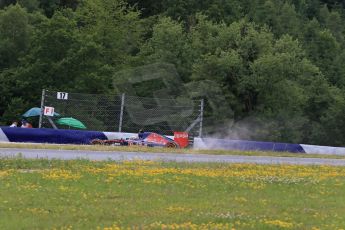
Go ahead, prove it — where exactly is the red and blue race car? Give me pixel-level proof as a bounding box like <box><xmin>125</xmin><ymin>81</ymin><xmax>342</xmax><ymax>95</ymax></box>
<box><xmin>90</xmin><ymin>132</ymin><xmax>189</xmax><ymax>148</ymax></box>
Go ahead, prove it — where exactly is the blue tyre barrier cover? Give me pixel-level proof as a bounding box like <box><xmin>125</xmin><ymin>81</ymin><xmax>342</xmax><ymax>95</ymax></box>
<box><xmin>3</xmin><ymin>127</ymin><xmax>345</xmax><ymax>155</ymax></box>
<box><xmin>193</xmin><ymin>138</ymin><xmax>306</xmax><ymax>153</ymax></box>
<box><xmin>1</xmin><ymin>127</ymin><xmax>107</xmax><ymax>145</ymax></box>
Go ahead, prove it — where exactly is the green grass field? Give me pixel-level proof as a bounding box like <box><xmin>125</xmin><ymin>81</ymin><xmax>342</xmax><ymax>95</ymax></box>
<box><xmin>1</xmin><ymin>158</ymin><xmax>345</xmax><ymax>229</ymax></box>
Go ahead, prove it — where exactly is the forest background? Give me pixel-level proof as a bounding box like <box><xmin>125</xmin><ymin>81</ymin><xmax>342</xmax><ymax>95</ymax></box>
<box><xmin>1</xmin><ymin>0</ymin><xmax>345</xmax><ymax>146</ymax></box>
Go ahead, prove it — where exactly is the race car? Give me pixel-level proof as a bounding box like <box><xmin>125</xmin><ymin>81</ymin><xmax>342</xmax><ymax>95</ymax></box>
<box><xmin>90</xmin><ymin>132</ymin><xmax>189</xmax><ymax>148</ymax></box>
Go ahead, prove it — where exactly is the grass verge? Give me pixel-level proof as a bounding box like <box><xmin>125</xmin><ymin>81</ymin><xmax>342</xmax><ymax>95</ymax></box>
<box><xmin>1</xmin><ymin>158</ymin><xmax>345</xmax><ymax>229</ymax></box>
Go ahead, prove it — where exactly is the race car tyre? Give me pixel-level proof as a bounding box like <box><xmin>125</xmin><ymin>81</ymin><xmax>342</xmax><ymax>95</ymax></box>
<box><xmin>166</xmin><ymin>142</ymin><xmax>178</xmax><ymax>148</ymax></box>
<box><xmin>91</xmin><ymin>139</ymin><xmax>105</xmax><ymax>145</ymax></box>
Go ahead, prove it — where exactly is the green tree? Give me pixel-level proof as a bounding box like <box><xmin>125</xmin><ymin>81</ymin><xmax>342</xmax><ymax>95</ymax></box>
<box><xmin>76</xmin><ymin>0</ymin><xmax>142</xmax><ymax>66</ymax></box>
<box><xmin>303</xmin><ymin>20</ymin><xmax>340</xmax><ymax>86</ymax></box>
<box><xmin>0</xmin><ymin>97</ymin><xmax>30</xmax><ymax>125</ymax></box>
<box><xmin>0</xmin><ymin>4</ymin><xmax>31</xmax><ymax>68</ymax></box>
<box><xmin>307</xmin><ymin>87</ymin><xmax>345</xmax><ymax>146</ymax></box>
<box><xmin>18</xmin><ymin>0</ymin><xmax>40</xmax><ymax>12</ymax></box>
<box><xmin>0</xmin><ymin>4</ymin><xmax>33</xmax><ymax>118</ymax></box>
<box><xmin>139</xmin><ymin>16</ymin><xmax>192</xmax><ymax>81</ymax></box>
<box><xmin>191</xmin><ymin>18</ymin><xmax>273</xmax><ymax>116</ymax></box>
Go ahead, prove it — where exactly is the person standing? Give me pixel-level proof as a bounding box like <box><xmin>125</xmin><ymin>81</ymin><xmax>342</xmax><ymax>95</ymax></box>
<box><xmin>21</xmin><ymin>120</ymin><xmax>32</xmax><ymax>128</ymax></box>
<box><xmin>138</xmin><ymin>129</ymin><xmax>144</xmax><ymax>139</ymax></box>
<box><xmin>10</xmin><ymin>121</ymin><xmax>18</xmax><ymax>127</ymax></box>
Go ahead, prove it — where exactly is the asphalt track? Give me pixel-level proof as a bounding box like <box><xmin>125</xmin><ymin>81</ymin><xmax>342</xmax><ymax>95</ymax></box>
<box><xmin>1</xmin><ymin>148</ymin><xmax>345</xmax><ymax>166</ymax></box>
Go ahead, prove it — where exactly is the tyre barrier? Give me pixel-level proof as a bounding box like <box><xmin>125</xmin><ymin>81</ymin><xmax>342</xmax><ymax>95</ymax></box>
<box><xmin>1</xmin><ymin>127</ymin><xmax>345</xmax><ymax>155</ymax></box>
<box><xmin>194</xmin><ymin>138</ymin><xmax>305</xmax><ymax>153</ymax></box>
<box><xmin>0</xmin><ymin>127</ymin><xmax>108</xmax><ymax>145</ymax></box>
<box><xmin>194</xmin><ymin>138</ymin><xmax>345</xmax><ymax>155</ymax></box>
<box><xmin>0</xmin><ymin>127</ymin><xmax>169</xmax><ymax>145</ymax></box>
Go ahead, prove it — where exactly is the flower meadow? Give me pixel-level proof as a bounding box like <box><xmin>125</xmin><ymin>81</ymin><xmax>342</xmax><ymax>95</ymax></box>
<box><xmin>1</xmin><ymin>158</ymin><xmax>345</xmax><ymax>229</ymax></box>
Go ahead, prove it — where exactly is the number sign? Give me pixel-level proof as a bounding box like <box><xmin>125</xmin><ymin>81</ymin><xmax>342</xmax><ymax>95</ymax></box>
<box><xmin>57</xmin><ymin>92</ymin><xmax>68</xmax><ymax>100</ymax></box>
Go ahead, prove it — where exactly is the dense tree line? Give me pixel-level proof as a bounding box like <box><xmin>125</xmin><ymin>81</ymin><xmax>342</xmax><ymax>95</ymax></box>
<box><xmin>1</xmin><ymin>0</ymin><xmax>345</xmax><ymax>145</ymax></box>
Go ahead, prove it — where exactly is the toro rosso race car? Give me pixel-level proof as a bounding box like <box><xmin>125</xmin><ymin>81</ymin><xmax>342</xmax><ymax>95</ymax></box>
<box><xmin>90</xmin><ymin>132</ymin><xmax>189</xmax><ymax>148</ymax></box>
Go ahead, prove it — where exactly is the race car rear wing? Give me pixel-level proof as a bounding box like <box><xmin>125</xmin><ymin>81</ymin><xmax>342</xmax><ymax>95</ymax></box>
<box><xmin>174</xmin><ymin>132</ymin><xmax>189</xmax><ymax>148</ymax></box>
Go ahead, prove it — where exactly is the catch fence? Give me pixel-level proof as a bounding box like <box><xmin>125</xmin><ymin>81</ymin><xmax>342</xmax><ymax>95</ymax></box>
<box><xmin>39</xmin><ymin>90</ymin><xmax>203</xmax><ymax>137</ymax></box>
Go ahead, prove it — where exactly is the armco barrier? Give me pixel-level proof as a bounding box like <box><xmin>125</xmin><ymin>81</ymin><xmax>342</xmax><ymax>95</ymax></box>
<box><xmin>300</xmin><ymin>144</ymin><xmax>345</xmax><ymax>155</ymax></box>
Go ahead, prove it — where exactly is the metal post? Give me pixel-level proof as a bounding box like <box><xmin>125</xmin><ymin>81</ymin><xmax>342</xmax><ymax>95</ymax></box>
<box><xmin>38</xmin><ymin>89</ymin><xmax>46</xmax><ymax>128</ymax></box>
<box><xmin>47</xmin><ymin>117</ymin><xmax>58</xmax><ymax>129</ymax></box>
<box><xmin>199</xmin><ymin>99</ymin><xmax>204</xmax><ymax>138</ymax></box>
<box><xmin>118</xmin><ymin>93</ymin><xmax>125</xmax><ymax>132</ymax></box>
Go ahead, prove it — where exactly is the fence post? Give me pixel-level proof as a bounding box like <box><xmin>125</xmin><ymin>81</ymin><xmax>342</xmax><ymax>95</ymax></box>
<box><xmin>118</xmin><ymin>93</ymin><xmax>125</xmax><ymax>132</ymax></box>
<box><xmin>199</xmin><ymin>99</ymin><xmax>204</xmax><ymax>137</ymax></box>
<box><xmin>38</xmin><ymin>89</ymin><xmax>46</xmax><ymax>128</ymax></box>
